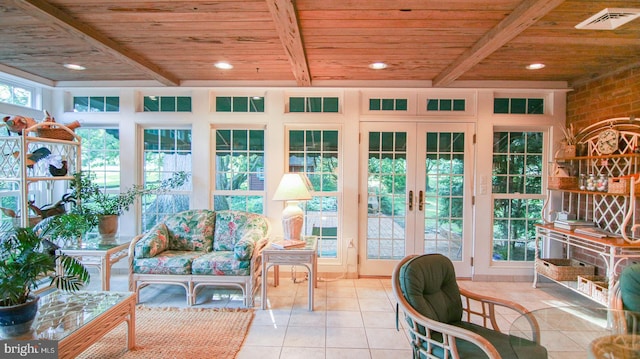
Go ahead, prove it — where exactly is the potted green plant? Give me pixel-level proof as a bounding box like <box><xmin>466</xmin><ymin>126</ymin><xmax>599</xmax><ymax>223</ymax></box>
<box><xmin>39</xmin><ymin>212</ymin><xmax>98</xmax><ymax>246</ymax></box>
<box><xmin>0</xmin><ymin>227</ymin><xmax>90</xmax><ymax>337</ymax></box>
<box><xmin>70</xmin><ymin>171</ymin><xmax>189</xmax><ymax>239</ymax></box>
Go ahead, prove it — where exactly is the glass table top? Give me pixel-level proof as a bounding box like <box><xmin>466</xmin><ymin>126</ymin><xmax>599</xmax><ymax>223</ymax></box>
<box><xmin>30</xmin><ymin>291</ymin><xmax>132</xmax><ymax>341</ymax></box>
<box><xmin>59</xmin><ymin>234</ymin><xmax>132</xmax><ymax>251</ymax></box>
<box><xmin>509</xmin><ymin>306</ymin><xmax>640</xmax><ymax>358</ymax></box>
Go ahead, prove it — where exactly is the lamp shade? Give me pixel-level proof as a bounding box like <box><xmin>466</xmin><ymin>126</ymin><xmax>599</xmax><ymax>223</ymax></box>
<box><xmin>273</xmin><ymin>173</ymin><xmax>312</xmax><ymax>201</ymax></box>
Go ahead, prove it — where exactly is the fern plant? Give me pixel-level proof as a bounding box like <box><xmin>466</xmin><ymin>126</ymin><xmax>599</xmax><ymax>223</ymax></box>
<box><xmin>0</xmin><ymin>227</ymin><xmax>89</xmax><ymax>307</ymax></box>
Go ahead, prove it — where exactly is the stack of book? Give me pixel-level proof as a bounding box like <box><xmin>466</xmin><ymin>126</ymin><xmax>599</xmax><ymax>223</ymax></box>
<box><xmin>553</xmin><ymin>219</ymin><xmax>594</xmax><ymax>231</ymax></box>
<box><xmin>574</xmin><ymin>227</ymin><xmax>618</xmax><ymax>238</ymax></box>
<box><xmin>270</xmin><ymin>239</ymin><xmax>306</xmax><ymax>249</ymax></box>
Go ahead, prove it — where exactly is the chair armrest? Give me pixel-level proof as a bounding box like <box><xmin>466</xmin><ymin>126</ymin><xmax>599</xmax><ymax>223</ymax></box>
<box><xmin>459</xmin><ymin>287</ymin><xmax>541</xmax><ymax>342</ymax></box>
<box><xmin>394</xmin><ymin>285</ymin><xmax>502</xmax><ymax>358</ymax></box>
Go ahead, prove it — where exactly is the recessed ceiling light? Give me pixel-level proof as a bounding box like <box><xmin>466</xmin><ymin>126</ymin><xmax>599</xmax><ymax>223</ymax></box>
<box><xmin>526</xmin><ymin>63</ymin><xmax>546</xmax><ymax>70</ymax></box>
<box><xmin>63</xmin><ymin>63</ymin><xmax>86</xmax><ymax>71</ymax></box>
<box><xmin>369</xmin><ymin>62</ymin><xmax>388</xmax><ymax>70</ymax></box>
<box><xmin>214</xmin><ymin>62</ymin><xmax>233</xmax><ymax>70</ymax></box>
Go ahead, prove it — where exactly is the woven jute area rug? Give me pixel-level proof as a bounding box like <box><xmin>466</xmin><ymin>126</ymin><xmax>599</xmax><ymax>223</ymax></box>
<box><xmin>77</xmin><ymin>306</ymin><xmax>254</xmax><ymax>359</ymax></box>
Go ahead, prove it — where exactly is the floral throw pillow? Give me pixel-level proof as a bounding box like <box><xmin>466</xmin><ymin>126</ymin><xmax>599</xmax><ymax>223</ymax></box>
<box><xmin>213</xmin><ymin>211</ymin><xmax>252</xmax><ymax>251</ymax></box>
<box><xmin>165</xmin><ymin>210</ymin><xmax>215</xmax><ymax>252</ymax></box>
<box><xmin>134</xmin><ymin>223</ymin><xmax>169</xmax><ymax>258</ymax></box>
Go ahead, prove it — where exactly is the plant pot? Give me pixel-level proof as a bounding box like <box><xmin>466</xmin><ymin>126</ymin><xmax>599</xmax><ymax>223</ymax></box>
<box><xmin>0</xmin><ymin>295</ymin><xmax>39</xmax><ymax>338</ymax></box>
<box><xmin>98</xmin><ymin>215</ymin><xmax>119</xmax><ymax>241</ymax></box>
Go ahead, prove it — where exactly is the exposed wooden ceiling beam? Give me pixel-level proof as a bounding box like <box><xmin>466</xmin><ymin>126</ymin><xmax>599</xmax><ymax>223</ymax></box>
<box><xmin>266</xmin><ymin>0</ymin><xmax>311</xmax><ymax>86</ymax></box>
<box><xmin>433</xmin><ymin>0</ymin><xmax>565</xmax><ymax>87</ymax></box>
<box><xmin>12</xmin><ymin>0</ymin><xmax>179</xmax><ymax>86</ymax></box>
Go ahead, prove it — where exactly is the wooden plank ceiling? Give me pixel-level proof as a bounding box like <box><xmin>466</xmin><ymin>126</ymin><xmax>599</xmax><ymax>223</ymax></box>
<box><xmin>0</xmin><ymin>0</ymin><xmax>639</xmax><ymax>87</ymax></box>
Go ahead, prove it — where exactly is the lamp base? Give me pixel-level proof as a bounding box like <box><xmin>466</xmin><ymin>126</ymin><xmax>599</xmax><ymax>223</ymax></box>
<box><xmin>282</xmin><ymin>201</ymin><xmax>304</xmax><ymax>241</ymax></box>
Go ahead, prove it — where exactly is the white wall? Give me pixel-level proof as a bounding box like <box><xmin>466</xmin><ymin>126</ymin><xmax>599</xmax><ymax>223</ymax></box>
<box><xmin>4</xmin><ymin>81</ymin><xmax>569</xmax><ymax>279</ymax></box>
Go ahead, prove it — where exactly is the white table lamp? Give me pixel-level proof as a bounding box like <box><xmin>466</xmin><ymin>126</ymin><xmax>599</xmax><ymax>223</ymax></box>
<box><xmin>273</xmin><ymin>173</ymin><xmax>312</xmax><ymax>241</ymax></box>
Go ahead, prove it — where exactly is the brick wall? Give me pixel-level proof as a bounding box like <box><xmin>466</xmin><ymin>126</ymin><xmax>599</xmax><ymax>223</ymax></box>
<box><xmin>567</xmin><ymin>65</ymin><xmax>640</xmax><ymax>130</ymax></box>
<box><xmin>565</xmin><ymin>65</ymin><xmax>640</xmax><ymax>278</ymax></box>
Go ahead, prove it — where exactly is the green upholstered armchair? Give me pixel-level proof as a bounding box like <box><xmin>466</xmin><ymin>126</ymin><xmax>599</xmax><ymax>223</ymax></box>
<box><xmin>392</xmin><ymin>254</ymin><xmax>547</xmax><ymax>359</ymax></box>
<box><xmin>614</xmin><ymin>263</ymin><xmax>640</xmax><ymax>313</ymax></box>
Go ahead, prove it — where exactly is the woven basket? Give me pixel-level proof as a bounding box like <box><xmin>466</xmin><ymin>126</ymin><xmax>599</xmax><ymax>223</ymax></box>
<box><xmin>608</xmin><ymin>176</ymin><xmax>640</xmax><ymax>195</ymax></box>
<box><xmin>37</xmin><ymin>127</ymin><xmax>75</xmax><ymax>141</ymax></box>
<box><xmin>577</xmin><ymin>275</ymin><xmax>606</xmax><ymax>296</ymax></box>
<box><xmin>536</xmin><ymin>258</ymin><xmax>595</xmax><ymax>281</ymax></box>
<box><xmin>548</xmin><ymin>176</ymin><xmax>578</xmax><ymax>190</ymax></box>
<box><xmin>591</xmin><ymin>280</ymin><xmax>609</xmax><ymax>305</ymax></box>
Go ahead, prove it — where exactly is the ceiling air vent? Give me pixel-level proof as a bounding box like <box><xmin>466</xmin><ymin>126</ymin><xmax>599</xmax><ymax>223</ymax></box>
<box><xmin>575</xmin><ymin>8</ymin><xmax>640</xmax><ymax>30</ymax></box>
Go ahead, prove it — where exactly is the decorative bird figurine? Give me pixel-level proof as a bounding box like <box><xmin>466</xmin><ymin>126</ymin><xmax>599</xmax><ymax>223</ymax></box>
<box><xmin>2</xmin><ymin>115</ymin><xmax>37</xmax><ymax>135</ymax></box>
<box><xmin>49</xmin><ymin>159</ymin><xmax>68</xmax><ymax>177</ymax></box>
<box><xmin>12</xmin><ymin>147</ymin><xmax>52</xmax><ymax>168</ymax></box>
<box><xmin>0</xmin><ymin>207</ymin><xmax>17</xmax><ymax>218</ymax></box>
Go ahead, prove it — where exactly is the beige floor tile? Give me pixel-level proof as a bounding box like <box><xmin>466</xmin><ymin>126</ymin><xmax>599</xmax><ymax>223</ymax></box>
<box><xmin>280</xmin><ymin>347</ymin><xmax>325</xmax><ymax>359</ymax></box>
<box><xmin>326</xmin><ymin>348</ymin><xmax>372</xmax><ymax>359</ymax></box>
<box><xmin>326</xmin><ymin>310</ymin><xmax>364</xmax><ymax>327</ymax></box>
<box><xmin>326</xmin><ymin>327</ymin><xmax>369</xmax><ymax>348</ymax></box>
<box><xmin>361</xmin><ymin>311</ymin><xmax>397</xmax><ymax>329</ymax></box>
<box><xmin>235</xmin><ymin>345</ymin><xmax>281</xmax><ymax>359</ymax></box>
<box><xmin>253</xmin><ymin>309</ymin><xmax>291</xmax><ymax>327</ymax></box>
<box><xmin>289</xmin><ymin>310</ymin><xmax>326</xmax><ymax>327</ymax></box>
<box><xmin>358</xmin><ymin>297</ymin><xmax>394</xmax><ymax>312</ymax></box>
<box><xmin>327</xmin><ymin>286</ymin><xmax>358</xmax><ymax>298</ymax></box>
<box><xmin>244</xmin><ymin>324</ymin><xmax>287</xmax><ymax>347</ymax></box>
<box><xmin>327</xmin><ymin>297</ymin><xmax>361</xmax><ymax>311</ymax></box>
<box><xmin>283</xmin><ymin>326</ymin><xmax>326</xmax><ymax>347</ymax></box>
<box><xmin>370</xmin><ymin>349</ymin><xmax>414</xmax><ymax>359</ymax></box>
<box><xmin>365</xmin><ymin>328</ymin><xmax>410</xmax><ymax>350</ymax></box>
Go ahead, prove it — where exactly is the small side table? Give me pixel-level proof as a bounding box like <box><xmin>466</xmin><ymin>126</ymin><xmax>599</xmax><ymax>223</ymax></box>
<box><xmin>57</xmin><ymin>235</ymin><xmax>132</xmax><ymax>291</ymax></box>
<box><xmin>261</xmin><ymin>236</ymin><xmax>318</xmax><ymax>311</ymax></box>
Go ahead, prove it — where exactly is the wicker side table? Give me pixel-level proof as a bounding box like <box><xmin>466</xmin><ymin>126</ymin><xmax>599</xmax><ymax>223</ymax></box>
<box><xmin>261</xmin><ymin>236</ymin><xmax>317</xmax><ymax>311</ymax></box>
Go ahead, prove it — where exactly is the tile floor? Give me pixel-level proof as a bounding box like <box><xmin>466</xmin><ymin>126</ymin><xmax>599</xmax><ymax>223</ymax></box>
<box><xmin>90</xmin><ymin>270</ymin><xmax>600</xmax><ymax>359</ymax></box>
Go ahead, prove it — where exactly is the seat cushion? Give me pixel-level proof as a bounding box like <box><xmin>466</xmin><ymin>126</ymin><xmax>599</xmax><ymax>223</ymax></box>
<box><xmin>191</xmin><ymin>251</ymin><xmax>251</xmax><ymax>276</ymax></box>
<box><xmin>164</xmin><ymin>210</ymin><xmax>216</xmax><ymax>252</ymax></box>
<box><xmin>134</xmin><ymin>223</ymin><xmax>169</xmax><ymax>258</ymax></box>
<box><xmin>132</xmin><ymin>250</ymin><xmax>201</xmax><ymax>275</ymax></box>
<box><xmin>450</xmin><ymin>322</ymin><xmax>546</xmax><ymax>359</ymax></box>
<box><xmin>399</xmin><ymin>254</ymin><xmax>463</xmax><ymax>323</ymax></box>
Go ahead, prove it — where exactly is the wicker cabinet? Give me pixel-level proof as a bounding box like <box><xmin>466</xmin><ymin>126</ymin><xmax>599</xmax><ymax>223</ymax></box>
<box><xmin>535</xmin><ymin>121</ymin><xmax>640</xmax><ymax>308</ymax></box>
<box><xmin>0</xmin><ymin>122</ymin><xmax>81</xmax><ymax>229</ymax></box>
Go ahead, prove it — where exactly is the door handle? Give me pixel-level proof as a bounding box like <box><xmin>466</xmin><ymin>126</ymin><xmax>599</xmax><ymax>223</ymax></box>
<box><xmin>408</xmin><ymin>190</ymin><xmax>414</xmax><ymax>211</ymax></box>
<box><xmin>419</xmin><ymin>190</ymin><xmax>424</xmax><ymax>211</ymax></box>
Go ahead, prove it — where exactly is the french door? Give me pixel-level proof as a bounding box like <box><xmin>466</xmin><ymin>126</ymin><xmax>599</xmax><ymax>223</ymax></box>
<box><xmin>359</xmin><ymin>122</ymin><xmax>475</xmax><ymax>276</ymax></box>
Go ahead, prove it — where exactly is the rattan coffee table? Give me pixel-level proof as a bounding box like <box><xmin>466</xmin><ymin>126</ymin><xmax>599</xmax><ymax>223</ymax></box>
<box><xmin>30</xmin><ymin>291</ymin><xmax>136</xmax><ymax>359</ymax></box>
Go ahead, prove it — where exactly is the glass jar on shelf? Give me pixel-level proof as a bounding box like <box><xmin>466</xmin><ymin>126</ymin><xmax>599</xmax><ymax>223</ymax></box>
<box><xmin>596</xmin><ymin>174</ymin><xmax>608</xmax><ymax>192</ymax></box>
<box><xmin>579</xmin><ymin>174</ymin><xmax>587</xmax><ymax>190</ymax></box>
<box><xmin>586</xmin><ymin>174</ymin><xmax>596</xmax><ymax>191</ymax></box>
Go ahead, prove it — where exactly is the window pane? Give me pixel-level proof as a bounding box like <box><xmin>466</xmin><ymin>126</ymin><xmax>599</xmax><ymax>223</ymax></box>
<box><xmin>492</xmin><ymin>131</ymin><xmax>544</xmax><ymax>262</ymax></box>
<box><xmin>213</xmin><ymin>128</ymin><xmax>265</xmax><ymax>214</ymax></box>
<box><xmin>369</xmin><ymin>99</ymin><xmax>381</xmax><ymax>111</ymax></box>
<box><xmin>143</xmin><ymin>128</ymin><xmax>192</xmax><ymax>230</ymax></box>
<box><xmin>176</xmin><ymin>97</ymin><xmax>191</xmax><ymax>112</ymax></box>
<box><xmin>144</xmin><ymin>96</ymin><xmax>159</xmax><ymax>112</ymax></box>
<box><xmin>105</xmin><ymin>97</ymin><xmax>120</xmax><ymax>112</ymax></box>
<box><xmin>216</xmin><ymin>97</ymin><xmax>232</xmax><ymax>112</ymax></box>
<box><xmin>160</xmin><ymin>97</ymin><xmax>176</xmax><ymax>112</ymax></box>
<box><xmin>290</xmin><ymin>97</ymin><xmax>305</xmax><ymax>112</ymax></box>
<box><xmin>74</xmin><ymin>97</ymin><xmax>89</xmax><ymax>112</ymax></box>
<box><xmin>233</xmin><ymin>96</ymin><xmax>248</xmax><ymax>112</ymax></box>
<box><xmin>90</xmin><ymin>97</ymin><xmax>105</xmax><ymax>112</ymax></box>
<box><xmin>323</xmin><ymin>97</ymin><xmax>339</xmax><ymax>112</ymax></box>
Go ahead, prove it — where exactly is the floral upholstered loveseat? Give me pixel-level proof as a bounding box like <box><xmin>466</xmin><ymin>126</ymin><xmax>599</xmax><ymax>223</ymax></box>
<box><xmin>128</xmin><ymin>209</ymin><xmax>270</xmax><ymax>306</ymax></box>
